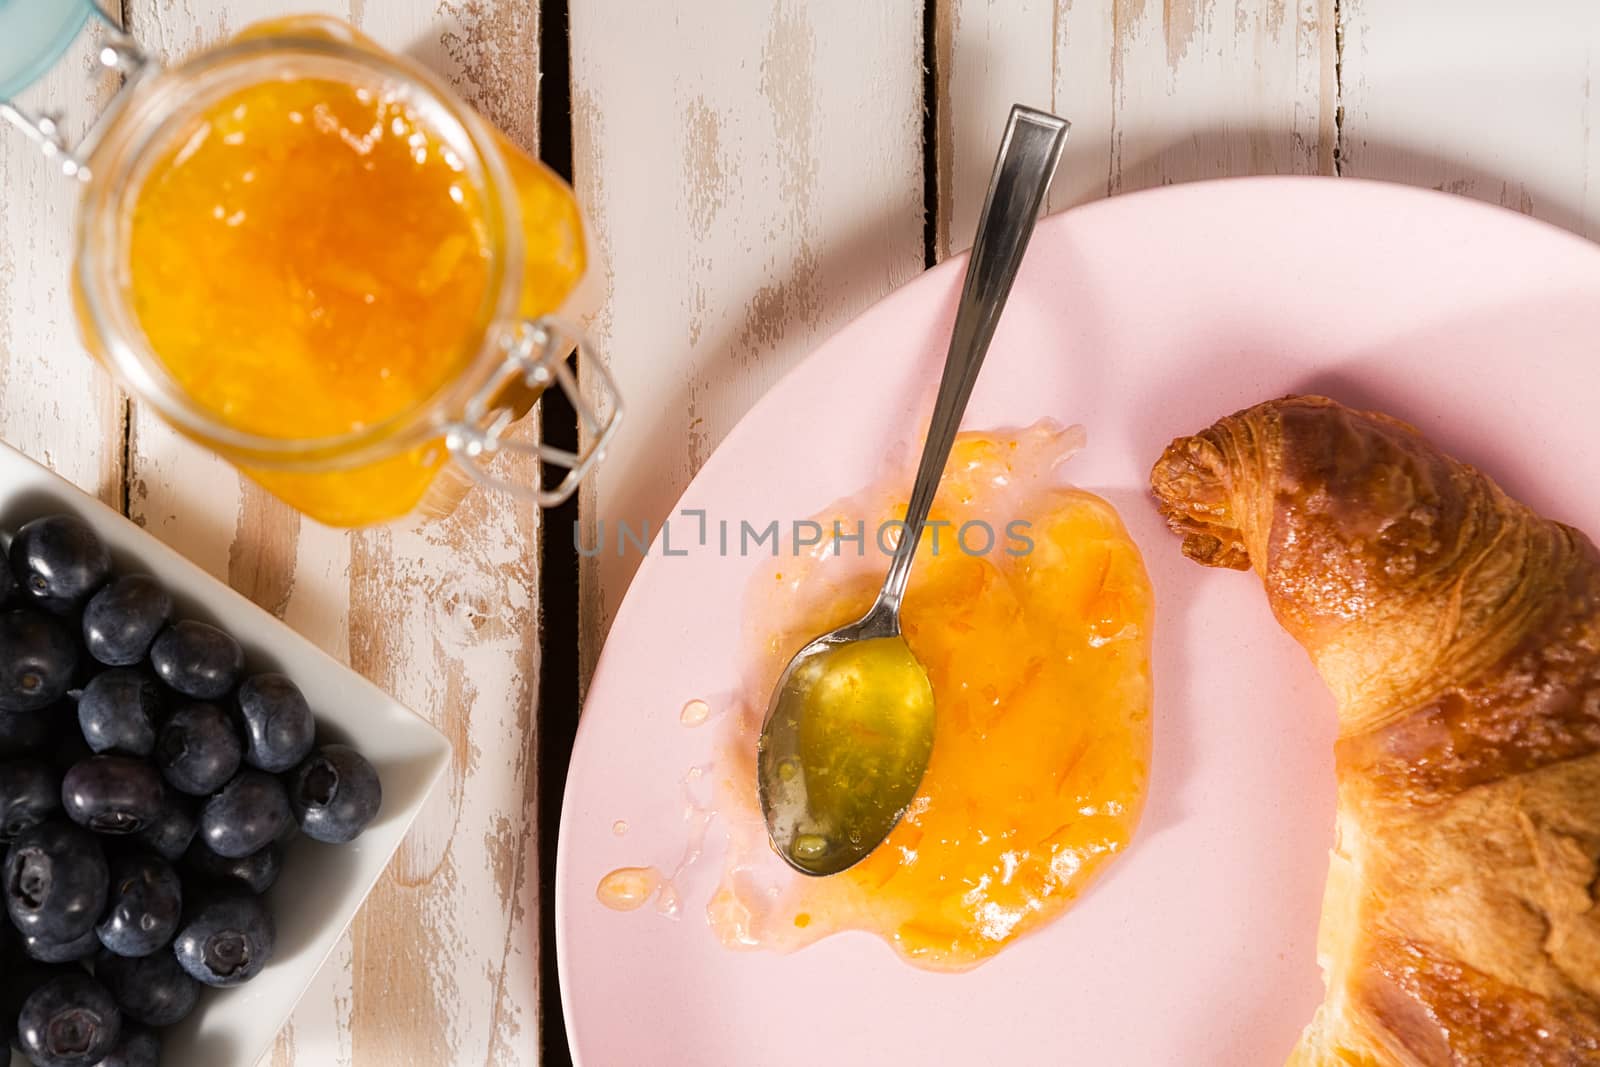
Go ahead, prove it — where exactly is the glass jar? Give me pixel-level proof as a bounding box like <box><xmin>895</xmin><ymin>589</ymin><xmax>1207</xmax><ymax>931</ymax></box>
<box><xmin>2</xmin><ymin>5</ymin><xmax>620</xmax><ymax>526</ymax></box>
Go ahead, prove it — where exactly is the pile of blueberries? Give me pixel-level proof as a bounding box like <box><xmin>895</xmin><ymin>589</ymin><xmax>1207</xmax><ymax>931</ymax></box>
<box><xmin>0</xmin><ymin>515</ymin><xmax>382</xmax><ymax>1067</ymax></box>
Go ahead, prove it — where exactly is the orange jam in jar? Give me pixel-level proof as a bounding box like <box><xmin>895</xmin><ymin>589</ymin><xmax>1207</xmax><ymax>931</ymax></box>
<box><xmin>71</xmin><ymin>17</ymin><xmax>611</xmax><ymax>525</ymax></box>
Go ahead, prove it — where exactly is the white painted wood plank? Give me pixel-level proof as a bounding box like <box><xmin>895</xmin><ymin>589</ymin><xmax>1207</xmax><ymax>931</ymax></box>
<box><xmin>939</xmin><ymin>0</ymin><xmax>1335</xmax><ymax>257</ymax></box>
<box><xmin>0</xmin><ymin>12</ymin><xmax>126</xmax><ymax>504</ymax></box>
<box><xmin>115</xmin><ymin>3</ymin><xmax>542</xmax><ymax>1064</ymax></box>
<box><xmin>935</xmin><ymin>0</ymin><xmax>1056</xmax><ymax>257</ymax></box>
<box><xmin>1342</xmin><ymin>1</ymin><xmax>1600</xmax><ymax>240</ymax></box>
<box><xmin>571</xmin><ymin>0</ymin><xmax>928</xmax><ymax>683</ymax></box>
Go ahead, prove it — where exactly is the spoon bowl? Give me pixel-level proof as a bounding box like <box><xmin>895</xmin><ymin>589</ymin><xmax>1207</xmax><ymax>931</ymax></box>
<box><xmin>758</xmin><ymin>612</ymin><xmax>934</xmax><ymax>875</ymax></box>
<box><xmin>757</xmin><ymin>105</ymin><xmax>1070</xmax><ymax>875</ymax></box>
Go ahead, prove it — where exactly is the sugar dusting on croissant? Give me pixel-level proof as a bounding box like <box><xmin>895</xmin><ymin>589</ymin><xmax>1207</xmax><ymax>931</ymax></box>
<box><xmin>1150</xmin><ymin>395</ymin><xmax>1600</xmax><ymax>1066</ymax></box>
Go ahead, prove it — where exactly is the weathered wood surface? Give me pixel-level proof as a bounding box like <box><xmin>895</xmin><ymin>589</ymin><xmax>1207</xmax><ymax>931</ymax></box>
<box><xmin>0</xmin><ymin>8</ymin><xmax>126</xmax><ymax>505</ymax></box>
<box><xmin>1341</xmin><ymin>1</ymin><xmax>1600</xmax><ymax>240</ymax></box>
<box><xmin>937</xmin><ymin>0</ymin><xmax>1335</xmax><ymax>255</ymax></box>
<box><xmin>569</xmin><ymin>0</ymin><xmax>930</xmax><ymax>686</ymax></box>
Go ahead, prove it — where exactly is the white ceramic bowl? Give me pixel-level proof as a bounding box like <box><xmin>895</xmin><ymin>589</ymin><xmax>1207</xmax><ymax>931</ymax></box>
<box><xmin>0</xmin><ymin>441</ymin><xmax>452</xmax><ymax>1066</ymax></box>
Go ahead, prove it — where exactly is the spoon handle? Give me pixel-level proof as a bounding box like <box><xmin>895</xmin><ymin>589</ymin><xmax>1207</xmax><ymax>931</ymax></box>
<box><xmin>873</xmin><ymin>105</ymin><xmax>1069</xmax><ymax>621</ymax></box>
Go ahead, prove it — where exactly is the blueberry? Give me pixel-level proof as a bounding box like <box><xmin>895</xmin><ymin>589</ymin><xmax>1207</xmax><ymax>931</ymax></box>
<box><xmin>155</xmin><ymin>702</ymin><xmax>241</xmax><ymax>796</ymax></box>
<box><xmin>95</xmin><ymin>948</ymin><xmax>200</xmax><ymax>1027</ymax></box>
<box><xmin>3</xmin><ymin>820</ymin><xmax>108</xmax><ymax>941</ymax></box>
<box><xmin>0</xmin><ymin>702</ymin><xmax>63</xmax><ymax>756</ymax></box>
<box><xmin>16</xmin><ymin>972</ymin><xmax>122</xmax><ymax>1067</ymax></box>
<box><xmin>173</xmin><ymin>891</ymin><xmax>274</xmax><ymax>987</ymax></box>
<box><xmin>200</xmin><ymin>769</ymin><xmax>292</xmax><ymax>858</ymax></box>
<box><xmin>81</xmin><ymin>575</ymin><xmax>171</xmax><ymax>668</ymax></box>
<box><xmin>134</xmin><ymin>794</ymin><xmax>196</xmax><ymax>861</ymax></box>
<box><xmin>288</xmin><ymin>744</ymin><xmax>382</xmax><ymax>844</ymax></box>
<box><xmin>2</xmin><ymin>958</ymin><xmax>73</xmax><ymax>1044</ymax></box>
<box><xmin>149</xmin><ymin>620</ymin><xmax>243</xmax><ymax>700</ymax></box>
<box><xmin>92</xmin><ymin>1024</ymin><xmax>161</xmax><ymax>1067</ymax></box>
<box><xmin>75</xmin><ymin>670</ymin><xmax>162</xmax><ymax>757</ymax></box>
<box><xmin>236</xmin><ymin>673</ymin><xmax>316</xmax><ymax>772</ymax></box>
<box><xmin>61</xmin><ymin>756</ymin><xmax>165</xmax><ymax>835</ymax></box>
<box><xmin>95</xmin><ymin>853</ymin><xmax>182</xmax><ymax>958</ymax></box>
<box><xmin>9</xmin><ymin>515</ymin><xmax>112</xmax><ymax>616</ymax></box>
<box><xmin>21</xmin><ymin>926</ymin><xmax>101</xmax><ymax>962</ymax></box>
<box><xmin>184</xmin><ymin>838</ymin><xmax>281</xmax><ymax>894</ymax></box>
<box><xmin>0</xmin><ymin>546</ymin><xmax>14</xmax><ymax>605</ymax></box>
<box><xmin>1</xmin><ymin>760</ymin><xmax>61</xmax><ymax>841</ymax></box>
<box><xmin>0</xmin><ymin>610</ymin><xmax>79</xmax><ymax>712</ymax></box>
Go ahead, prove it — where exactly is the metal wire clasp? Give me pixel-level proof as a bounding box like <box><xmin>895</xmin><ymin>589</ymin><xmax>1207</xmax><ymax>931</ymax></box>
<box><xmin>0</xmin><ymin>8</ymin><xmax>152</xmax><ymax>183</ymax></box>
<box><xmin>444</xmin><ymin>317</ymin><xmax>622</xmax><ymax>507</ymax></box>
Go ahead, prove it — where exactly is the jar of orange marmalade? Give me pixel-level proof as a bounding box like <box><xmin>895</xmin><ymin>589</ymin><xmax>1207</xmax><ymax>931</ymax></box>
<box><xmin>1</xmin><ymin>2</ymin><xmax>620</xmax><ymax>526</ymax></box>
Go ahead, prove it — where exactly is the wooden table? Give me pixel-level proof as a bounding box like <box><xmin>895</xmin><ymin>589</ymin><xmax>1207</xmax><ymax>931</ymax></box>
<box><xmin>2</xmin><ymin>2</ymin><xmax>1597</xmax><ymax>1063</ymax></box>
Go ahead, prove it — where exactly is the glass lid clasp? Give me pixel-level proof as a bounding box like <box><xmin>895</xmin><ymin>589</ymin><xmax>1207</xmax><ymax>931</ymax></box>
<box><xmin>0</xmin><ymin>0</ymin><xmax>153</xmax><ymax>182</ymax></box>
<box><xmin>445</xmin><ymin>317</ymin><xmax>623</xmax><ymax>508</ymax></box>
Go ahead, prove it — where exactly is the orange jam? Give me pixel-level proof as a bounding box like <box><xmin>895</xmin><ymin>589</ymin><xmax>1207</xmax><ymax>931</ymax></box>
<box><xmin>121</xmin><ymin>18</ymin><xmax>584</xmax><ymax>525</ymax></box>
<box><xmin>707</xmin><ymin>424</ymin><xmax>1154</xmax><ymax>969</ymax></box>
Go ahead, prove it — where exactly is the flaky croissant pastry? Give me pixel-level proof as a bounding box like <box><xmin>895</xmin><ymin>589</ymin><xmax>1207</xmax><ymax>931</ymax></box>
<box><xmin>1150</xmin><ymin>395</ymin><xmax>1600</xmax><ymax>1066</ymax></box>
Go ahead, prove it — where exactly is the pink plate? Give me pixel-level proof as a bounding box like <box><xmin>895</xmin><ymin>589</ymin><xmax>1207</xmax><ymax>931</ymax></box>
<box><xmin>557</xmin><ymin>177</ymin><xmax>1600</xmax><ymax>1065</ymax></box>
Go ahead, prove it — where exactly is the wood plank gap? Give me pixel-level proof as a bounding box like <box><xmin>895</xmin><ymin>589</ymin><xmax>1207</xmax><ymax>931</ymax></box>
<box><xmin>1333</xmin><ymin>0</ymin><xmax>1345</xmax><ymax>175</ymax></box>
<box><xmin>117</xmin><ymin>0</ymin><xmax>132</xmax><ymax>519</ymax></box>
<box><xmin>922</xmin><ymin>0</ymin><xmax>938</xmax><ymax>269</ymax></box>
<box><xmin>117</xmin><ymin>394</ymin><xmax>131</xmax><ymax>517</ymax></box>
<box><xmin>933</xmin><ymin>0</ymin><xmax>956</xmax><ymax>259</ymax></box>
<box><xmin>534</xmin><ymin>0</ymin><xmax>580</xmax><ymax>1063</ymax></box>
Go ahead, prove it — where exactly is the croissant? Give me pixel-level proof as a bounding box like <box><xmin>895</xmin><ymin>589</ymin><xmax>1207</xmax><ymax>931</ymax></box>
<box><xmin>1149</xmin><ymin>395</ymin><xmax>1600</xmax><ymax>1066</ymax></box>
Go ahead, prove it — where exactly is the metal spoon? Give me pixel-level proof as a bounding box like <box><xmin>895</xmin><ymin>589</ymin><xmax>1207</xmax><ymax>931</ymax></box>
<box><xmin>757</xmin><ymin>105</ymin><xmax>1069</xmax><ymax>876</ymax></box>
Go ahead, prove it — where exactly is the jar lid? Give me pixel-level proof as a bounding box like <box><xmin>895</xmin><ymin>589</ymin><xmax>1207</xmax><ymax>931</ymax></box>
<box><xmin>0</xmin><ymin>0</ymin><xmax>97</xmax><ymax>100</ymax></box>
